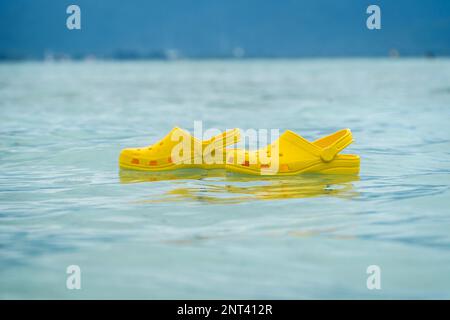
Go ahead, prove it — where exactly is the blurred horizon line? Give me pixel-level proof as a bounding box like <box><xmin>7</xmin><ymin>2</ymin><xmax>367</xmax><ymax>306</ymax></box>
<box><xmin>0</xmin><ymin>48</ymin><xmax>443</xmax><ymax>62</ymax></box>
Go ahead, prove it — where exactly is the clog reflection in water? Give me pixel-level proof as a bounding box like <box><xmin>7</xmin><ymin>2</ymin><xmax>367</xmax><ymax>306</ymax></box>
<box><xmin>119</xmin><ymin>169</ymin><xmax>359</xmax><ymax>203</ymax></box>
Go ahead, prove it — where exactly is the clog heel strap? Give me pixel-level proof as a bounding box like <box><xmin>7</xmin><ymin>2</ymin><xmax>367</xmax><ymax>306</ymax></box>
<box><xmin>315</xmin><ymin>129</ymin><xmax>354</xmax><ymax>162</ymax></box>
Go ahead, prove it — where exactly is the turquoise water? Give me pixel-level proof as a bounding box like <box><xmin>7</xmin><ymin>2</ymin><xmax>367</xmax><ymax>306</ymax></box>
<box><xmin>0</xmin><ymin>59</ymin><xmax>449</xmax><ymax>299</ymax></box>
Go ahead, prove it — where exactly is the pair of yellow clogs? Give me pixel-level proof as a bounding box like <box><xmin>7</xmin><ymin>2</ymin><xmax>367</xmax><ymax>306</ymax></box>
<box><xmin>119</xmin><ymin>127</ymin><xmax>360</xmax><ymax>175</ymax></box>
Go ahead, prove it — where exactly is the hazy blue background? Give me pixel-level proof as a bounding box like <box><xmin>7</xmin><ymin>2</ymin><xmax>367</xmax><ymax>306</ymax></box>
<box><xmin>1</xmin><ymin>0</ymin><xmax>450</xmax><ymax>59</ymax></box>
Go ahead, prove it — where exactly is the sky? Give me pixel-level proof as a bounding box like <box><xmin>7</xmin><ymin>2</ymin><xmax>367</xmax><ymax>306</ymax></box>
<box><xmin>1</xmin><ymin>0</ymin><xmax>449</xmax><ymax>58</ymax></box>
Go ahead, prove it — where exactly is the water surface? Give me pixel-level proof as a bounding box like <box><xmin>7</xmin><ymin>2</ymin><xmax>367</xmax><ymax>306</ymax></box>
<box><xmin>0</xmin><ymin>59</ymin><xmax>449</xmax><ymax>298</ymax></box>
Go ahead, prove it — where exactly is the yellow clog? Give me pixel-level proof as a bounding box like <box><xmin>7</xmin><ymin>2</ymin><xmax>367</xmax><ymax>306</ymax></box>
<box><xmin>119</xmin><ymin>127</ymin><xmax>240</xmax><ymax>171</ymax></box>
<box><xmin>225</xmin><ymin>129</ymin><xmax>360</xmax><ymax>175</ymax></box>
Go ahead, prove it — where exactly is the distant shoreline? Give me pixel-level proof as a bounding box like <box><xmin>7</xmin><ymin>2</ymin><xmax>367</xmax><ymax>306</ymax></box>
<box><xmin>0</xmin><ymin>55</ymin><xmax>446</xmax><ymax>63</ymax></box>
<box><xmin>0</xmin><ymin>48</ymin><xmax>445</xmax><ymax>62</ymax></box>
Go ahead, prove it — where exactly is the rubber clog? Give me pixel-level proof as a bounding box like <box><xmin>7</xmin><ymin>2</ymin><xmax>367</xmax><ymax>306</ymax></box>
<box><xmin>225</xmin><ymin>128</ymin><xmax>360</xmax><ymax>175</ymax></box>
<box><xmin>119</xmin><ymin>127</ymin><xmax>240</xmax><ymax>171</ymax></box>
